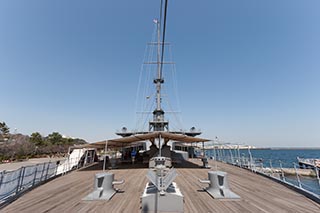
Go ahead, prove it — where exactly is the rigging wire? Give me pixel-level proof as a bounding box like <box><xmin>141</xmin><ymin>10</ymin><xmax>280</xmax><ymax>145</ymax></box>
<box><xmin>142</xmin><ymin>28</ymin><xmax>156</xmax><ymax>113</ymax></box>
<box><xmin>134</xmin><ymin>24</ymin><xmax>157</xmax><ymax>131</ymax></box>
<box><xmin>162</xmin><ymin>85</ymin><xmax>184</xmax><ymax>131</ymax></box>
<box><xmin>141</xmin><ymin>93</ymin><xmax>157</xmax><ymax>131</ymax></box>
<box><xmin>136</xmin><ymin>0</ymin><xmax>170</xmax><ymax>132</ymax></box>
<box><xmin>133</xmin><ymin>45</ymin><xmax>148</xmax><ymax>128</ymax></box>
<box><xmin>169</xmin><ymin>45</ymin><xmax>184</xmax><ymax>130</ymax></box>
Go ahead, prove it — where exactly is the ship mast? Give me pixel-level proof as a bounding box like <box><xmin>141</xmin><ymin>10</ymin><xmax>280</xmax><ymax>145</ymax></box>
<box><xmin>149</xmin><ymin>15</ymin><xmax>169</xmax><ymax>132</ymax></box>
<box><xmin>117</xmin><ymin>0</ymin><xmax>201</xmax><ymax>137</ymax></box>
<box><xmin>156</xmin><ymin>20</ymin><xmax>162</xmax><ymax>112</ymax></box>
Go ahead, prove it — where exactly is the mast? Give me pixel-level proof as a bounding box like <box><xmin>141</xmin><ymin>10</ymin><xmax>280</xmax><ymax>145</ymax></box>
<box><xmin>149</xmin><ymin>19</ymin><xmax>168</xmax><ymax>132</ymax></box>
<box><xmin>156</xmin><ymin>20</ymin><xmax>161</xmax><ymax>111</ymax></box>
<box><xmin>117</xmin><ymin>0</ymin><xmax>202</xmax><ymax>138</ymax></box>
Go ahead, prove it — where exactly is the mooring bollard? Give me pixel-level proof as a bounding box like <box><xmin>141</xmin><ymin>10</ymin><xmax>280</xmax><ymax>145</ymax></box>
<box><xmin>199</xmin><ymin>171</ymin><xmax>240</xmax><ymax>199</ymax></box>
<box><xmin>83</xmin><ymin>172</ymin><xmax>124</xmax><ymax>201</ymax></box>
<box><xmin>202</xmin><ymin>157</ymin><xmax>211</xmax><ymax>168</ymax></box>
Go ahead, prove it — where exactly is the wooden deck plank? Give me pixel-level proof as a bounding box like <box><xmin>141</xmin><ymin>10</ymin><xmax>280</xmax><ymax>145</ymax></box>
<box><xmin>2</xmin><ymin>159</ymin><xmax>320</xmax><ymax>213</ymax></box>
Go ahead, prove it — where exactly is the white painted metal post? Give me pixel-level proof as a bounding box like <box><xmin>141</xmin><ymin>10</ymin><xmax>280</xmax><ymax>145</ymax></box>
<box><xmin>33</xmin><ymin>166</ymin><xmax>38</xmax><ymax>186</ymax></box>
<box><xmin>0</xmin><ymin>170</ymin><xmax>5</xmax><ymax>190</ymax></box>
<box><xmin>248</xmin><ymin>147</ymin><xmax>253</xmax><ymax>171</ymax></box>
<box><xmin>77</xmin><ymin>148</ymin><xmax>81</xmax><ymax>169</ymax></box>
<box><xmin>103</xmin><ymin>140</ymin><xmax>108</xmax><ymax>172</ymax></box>
<box><xmin>315</xmin><ymin>166</ymin><xmax>320</xmax><ymax>187</ymax></box>
<box><xmin>294</xmin><ymin>163</ymin><xmax>302</xmax><ymax>188</ymax></box>
<box><xmin>280</xmin><ymin>161</ymin><xmax>285</xmax><ymax>181</ymax></box>
<box><xmin>45</xmin><ymin>161</ymin><xmax>50</xmax><ymax>180</ymax></box>
<box><xmin>202</xmin><ymin>142</ymin><xmax>205</xmax><ymax>157</ymax></box>
<box><xmin>40</xmin><ymin>163</ymin><xmax>46</xmax><ymax>181</ymax></box>
<box><xmin>0</xmin><ymin>171</ymin><xmax>5</xmax><ymax>189</ymax></box>
<box><xmin>237</xmin><ymin>145</ymin><xmax>241</xmax><ymax>167</ymax></box>
<box><xmin>16</xmin><ymin>168</ymin><xmax>23</xmax><ymax>195</ymax></box>
<box><xmin>228</xmin><ymin>148</ymin><xmax>234</xmax><ymax>164</ymax></box>
<box><xmin>269</xmin><ymin>160</ymin><xmax>273</xmax><ymax>176</ymax></box>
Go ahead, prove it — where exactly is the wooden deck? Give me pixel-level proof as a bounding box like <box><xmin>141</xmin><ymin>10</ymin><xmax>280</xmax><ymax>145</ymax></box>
<box><xmin>3</xmin><ymin>159</ymin><xmax>320</xmax><ymax>213</ymax></box>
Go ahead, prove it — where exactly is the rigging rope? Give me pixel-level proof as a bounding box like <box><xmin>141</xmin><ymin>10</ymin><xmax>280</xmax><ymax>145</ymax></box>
<box><xmin>134</xmin><ymin>24</ymin><xmax>157</xmax><ymax>131</ymax></box>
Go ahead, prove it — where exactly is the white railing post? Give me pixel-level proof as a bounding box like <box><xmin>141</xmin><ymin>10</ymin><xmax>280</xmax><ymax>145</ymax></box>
<box><xmin>33</xmin><ymin>166</ymin><xmax>38</xmax><ymax>186</ymax></box>
<box><xmin>269</xmin><ymin>160</ymin><xmax>273</xmax><ymax>177</ymax></box>
<box><xmin>77</xmin><ymin>149</ymin><xmax>81</xmax><ymax>169</ymax></box>
<box><xmin>16</xmin><ymin>168</ymin><xmax>23</xmax><ymax>195</ymax></box>
<box><xmin>237</xmin><ymin>146</ymin><xmax>241</xmax><ymax>167</ymax></box>
<box><xmin>279</xmin><ymin>161</ymin><xmax>285</xmax><ymax>182</ymax></box>
<box><xmin>228</xmin><ymin>148</ymin><xmax>234</xmax><ymax>164</ymax></box>
<box><xmin>315</xmin><ymin>166</ymin><xmax>320</xmax><ymax>187</ymax></box>
<box><xmin>294</xmin><ymin>163</ymin><xmax>302</xmax><ymax>188</ymax></box>
<box><xmin>0</xmin><ymin>170</ymin><xmax>5</xmax><ymax>190</ymax></box>
<box><xmin>248</xmin><ymin>147</ymin><xmax>253</xmax><ymax>171</ymax></box>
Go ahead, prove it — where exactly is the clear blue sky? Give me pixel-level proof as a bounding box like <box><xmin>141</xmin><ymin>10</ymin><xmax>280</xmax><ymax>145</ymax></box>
<box><xmin>1</xmin><ymin>0</ymin><xmax>320</xmax><ymax>147</ymax></box>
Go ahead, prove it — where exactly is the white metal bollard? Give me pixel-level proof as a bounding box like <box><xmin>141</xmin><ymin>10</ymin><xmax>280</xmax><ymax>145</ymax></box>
<box><xmin>83</xmin><ymin>172</ymin><xmax>124</xmax><ymax>201</ymax></box>
<box><xmin>199</xmin><ymin>171</ymin><xmax>240</xmax><ymax>199</ymax></box>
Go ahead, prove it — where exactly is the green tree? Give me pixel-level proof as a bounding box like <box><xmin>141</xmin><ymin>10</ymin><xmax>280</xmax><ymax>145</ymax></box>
<box><xmin>0</xmin><ymin>121</ymin><xmax>10</xmax><ymax>139</ymax></box>
<box><xmin>30</xmin><ymin>132</ymin><xmax>44</xmax><ymax>146</ymax></box>
<box><xmin>47</xmin><ymin>132</ymin><xmax>63</xmax><ymax>145</ymax></box>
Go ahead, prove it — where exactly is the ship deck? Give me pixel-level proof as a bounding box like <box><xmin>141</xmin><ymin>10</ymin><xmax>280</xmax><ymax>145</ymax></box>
<box><xmin>3</xmin><ymin>159</ymin><xmax>320</xmax><ymax>213</ymax></box>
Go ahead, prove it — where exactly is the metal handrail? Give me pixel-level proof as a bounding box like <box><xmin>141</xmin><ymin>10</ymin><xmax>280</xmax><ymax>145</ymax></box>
<box><xmin>213</xmin><ymin>152</ymin><xmax>320</xmax><ymax>198</ymax></box>
<box><xmin>0</xmin><ymin>155</ymin><xmax>89</xmax><ymax>205</ymax></box>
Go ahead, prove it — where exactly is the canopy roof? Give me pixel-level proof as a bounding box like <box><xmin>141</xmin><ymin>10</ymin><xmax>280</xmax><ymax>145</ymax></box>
<box><xmin>82</xmin><ymin>131</ymin><xmax>210</xmax><ymax>149</ymax></box>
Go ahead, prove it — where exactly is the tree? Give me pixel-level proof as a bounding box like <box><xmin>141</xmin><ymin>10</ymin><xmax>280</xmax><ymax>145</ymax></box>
<box><xmin>30</xmin><ymin>132</ymin><xmax>44</xmax><ymax>146</ymax></box>
<box><xmin>47</xmin><ymin>132</ymin><xmax>63</xmax><ymax>145</ymax></box>
<box><xmin>0</xmin><ymin>121</ymin><xmax>10</xmax><ymax>139</ymax></box>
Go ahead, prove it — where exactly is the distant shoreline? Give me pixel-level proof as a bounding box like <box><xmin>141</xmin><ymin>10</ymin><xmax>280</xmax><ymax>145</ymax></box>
<box><xmin>253</xmin><ymin>147</ymin><xmax>320</xmax><ymax>150</ymax></box>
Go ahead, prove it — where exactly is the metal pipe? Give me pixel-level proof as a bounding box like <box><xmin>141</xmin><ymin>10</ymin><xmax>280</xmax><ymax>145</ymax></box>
<box><xmin>269</xmin><ymin>160</ymin><xmax>273</xmax><ymax>176</ymax></box>
<box><xmin>33</xmin><ymin>167</ymin><xmax>37</xmax><ymax>186</ymax></box>
<box><xmin>0</xmin><ymin>170</ymin><xmax>4</xmax><ymax>190</ymax></box>
<box><xmin>103</xmin><ymin>140</ymin><xmax>108</xmax><ymax>172</ymax></box>
<box><xmin>76</xmin><ymin>148</ymin><xmax>81</xmax><ymax>170</ymax></box>
<box><xmin>156</xmin><ymin>20</ymin><xmax>161</xmax><ymax>111</ymax></box>
<box><xmin>315</xmin><ymin>166</ymin><xmax>320</xmax><ymax>187</ymax></box>
<box><xmin>294</xmin><ymin>163</ymin><xmax>302</xmax><ymax>188</ymax></box>
<box><xmin>280</xmin><ymin>161</ymin><xmax>285</xmax><ymax>181</ymax></box>
<box><xmin>248</xmin><ymin>147</ymin><xmax>253</xmax><ymax>171</ymax></box>
<box><xmin>202</xmin><ymin>142</ymin><xmax>205</xmax><ymax>157</ymax></box>
<box><xmin>45</xmin><ymin>161</ymin><xmax>50</xmax><ymax>180</ymax></box>
<box><xmin>237</xmin><ymin>146</ymin><xmax>241</xmax><ymax>167</ymax></box>
<box><xmin>16</xmin><ymin>168</ymin><xmax>23</xmax><ymax>195</ymax></box>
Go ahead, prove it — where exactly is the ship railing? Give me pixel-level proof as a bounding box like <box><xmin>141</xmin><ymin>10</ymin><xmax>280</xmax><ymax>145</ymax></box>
<box><xmin>212</xmin><ymin>153</ymin><xmax>320</xmax><ymax>200</ymax></box>
<box><xmin>0</xmin><ymin>154</ymin><xmax>95</xmax><ymax>207</ymax></box>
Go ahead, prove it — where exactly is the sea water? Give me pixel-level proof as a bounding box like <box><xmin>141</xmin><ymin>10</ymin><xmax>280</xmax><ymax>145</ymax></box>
<box><xmin>205</xmin><ymin>149</ymin><xmax>320</xmax><ymax>196</ymax></box>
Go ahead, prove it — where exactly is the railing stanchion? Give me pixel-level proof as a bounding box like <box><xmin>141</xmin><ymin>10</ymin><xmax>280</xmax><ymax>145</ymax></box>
<box><xmin>19</xmin><ymin>167</ymin><xmax>26</xmax><ymax>191</ymax></box>
<box><xmin>0</xmin><ymin>170</ymin><xmax>5</xmax><ymax>190</ymax></box>
<box><xmin>237</xmin><ymin>146</ymin><xmax>241</xmax><ymax>167</ymax></box>
<box><xmin>269</xmin><ymin>160</ymin><xmax>273</xmax><ymax>177</ymax></box>
<box><xmin>45</xmin><ymin>162</ymin><xmax>50</xmax><ymax>180</ymax></box>
<box><xmin>40</xmin><ymin>163</ymin><xmax>46</xmax><ymax>181</ymax></box>
<box><xmin>294</xmin><ymin>163</ymin><xmax>302</xmax><ymax>188</ymax></box>
<box><xmin>248</xmin><ymin>147</ymin><xmax>253</xmax><ymax>171</ymax></box>
<box><xmin>33</xmin><ymin>166</ymin><xmax>38</xmax><ymax>186</ymax></box>
<box><xmin>16</xmin><ymin>168</ymin><xmax>23</xmax><ymax>195</ymax></box>
<box><xmin>279</xmin><ymin>161</ymin><xmax>285</xmax><ymax>182</ymax></box>
<box><xmin>315</xmin><ymin>166</ymin><xmax>320</xmax><ymax>187</ymax></box>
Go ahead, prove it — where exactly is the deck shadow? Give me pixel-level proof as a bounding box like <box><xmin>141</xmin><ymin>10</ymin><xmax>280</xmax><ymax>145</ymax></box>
<box><xmin>173</xmin><ymin>159</ymin><xmax>205</xmax><ymax>169</ymax></box>
<box><xmin>79</xmin><ymin>158</ymin><xmax>205</xmax><ymax>172</ymax></box>
<box><xmin>78</xmin><ymin>161</ymin><xmax>148</xmax><ymax>171</ymax></box>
